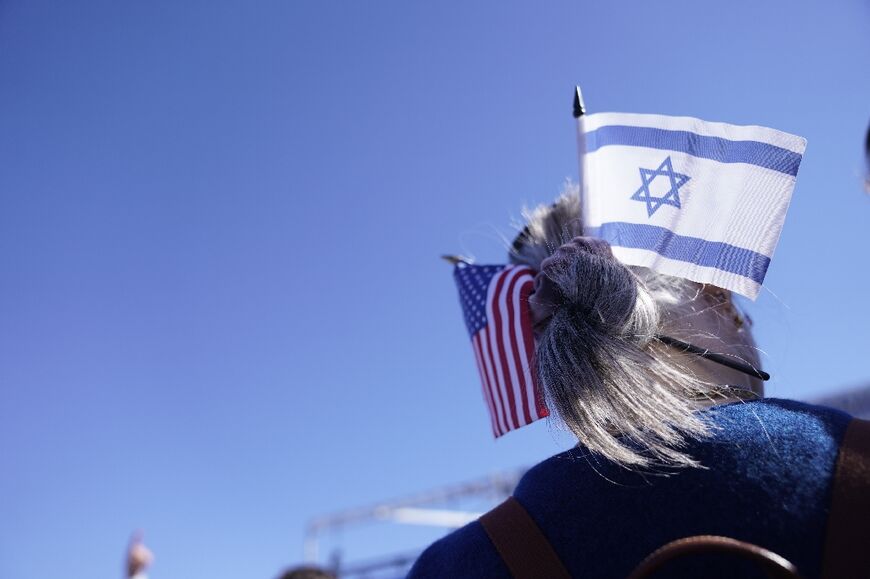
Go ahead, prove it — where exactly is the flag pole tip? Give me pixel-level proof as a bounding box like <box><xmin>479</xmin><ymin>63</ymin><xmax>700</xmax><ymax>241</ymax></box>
<box><xmin>442</xmin><ymin>254</ymin><xmax>472</xmax><ymax>266</ymax></box>
<box><xmin>573</xmin><ymin>86</ymin><xmax>586</xmax><ymax>118</ymax></box>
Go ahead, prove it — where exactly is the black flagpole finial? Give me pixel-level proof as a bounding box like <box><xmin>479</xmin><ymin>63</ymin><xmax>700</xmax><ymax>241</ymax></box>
<box><xmin>573</xmin><ymin>86</ymin><xmax>586</xmax><ymax>118</ymax></box>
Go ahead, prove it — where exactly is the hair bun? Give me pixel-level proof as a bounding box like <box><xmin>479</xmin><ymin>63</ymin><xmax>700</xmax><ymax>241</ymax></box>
<box><xmin>529</xmin><ymin>236</ymin><xmax>637</xmax><ymax>333</ymax></box>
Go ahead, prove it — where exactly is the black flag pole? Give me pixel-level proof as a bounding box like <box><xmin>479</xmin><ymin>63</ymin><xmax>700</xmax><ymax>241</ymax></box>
<box><xmin>656</xmin><ymin>335</ymin><xmax>771</xmax><ymax>381</ymax></box>
<box><xmin>573</xmin><ymin>86</ymin><xmax>587</xmax><ymax>229</ymax></box>
<box><xmin>573</xmin><ymin>85</ymin><xmax>585</xmax><ymax>119</ymax></box>
<box><xmin>573</xmin><ymin>86</ymin><xmax>587</xmax><ymax>171</ymax></box>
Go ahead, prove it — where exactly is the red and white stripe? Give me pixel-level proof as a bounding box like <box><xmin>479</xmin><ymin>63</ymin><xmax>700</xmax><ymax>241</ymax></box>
<box><xmin>471</xmin><ymin>266</ymin><xmax>548</xmax><ymax>437</ymax></box>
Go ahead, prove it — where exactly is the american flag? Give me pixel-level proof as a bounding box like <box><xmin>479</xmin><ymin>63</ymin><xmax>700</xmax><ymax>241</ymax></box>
<box><xmin>454</xmin><ymin>264</ymin><xmax>549</xmax><ymax>437</ymax></box>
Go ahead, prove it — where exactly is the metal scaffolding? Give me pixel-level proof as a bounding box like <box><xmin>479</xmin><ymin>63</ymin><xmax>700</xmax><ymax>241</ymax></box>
<box><xmin>304</xmin><ymin>469</ymin><xmax>525</xmax><ymax>578</ymax></box>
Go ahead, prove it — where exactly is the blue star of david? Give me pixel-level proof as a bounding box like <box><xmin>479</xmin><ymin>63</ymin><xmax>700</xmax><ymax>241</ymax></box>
<box><xmin>631</xmin><ymin>156</ymin><xmax>690</xmax><ymax>217</ymax></box>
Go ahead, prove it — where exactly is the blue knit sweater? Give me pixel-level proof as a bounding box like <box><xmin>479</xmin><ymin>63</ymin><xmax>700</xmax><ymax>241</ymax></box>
<box><xmin>407</xmin><ymin>399</ymin><xmax>852</xmax><ymax>579</ymax></box>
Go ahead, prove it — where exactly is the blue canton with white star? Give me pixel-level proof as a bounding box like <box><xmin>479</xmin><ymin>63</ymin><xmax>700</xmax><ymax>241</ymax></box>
<box><xmin>454</xmin><ymin>265</ymin><xmax>504</xmax><ymax>337</ymax></box>
<box><xmin>631</xmin><ymin>156</ymin><xmax>690</xmax><ymax>217</ymax></box>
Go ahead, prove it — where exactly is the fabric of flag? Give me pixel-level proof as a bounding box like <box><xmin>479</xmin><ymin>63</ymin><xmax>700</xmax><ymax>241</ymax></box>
<box><xmin>578</xmin><ymin>112</ymin><xmax>807</xmax><ymax>299</ymax></box>
<box><xmin>454</xmin><ymin>264</ymin><xmax>548</xmax><ymax>437</ymax></box>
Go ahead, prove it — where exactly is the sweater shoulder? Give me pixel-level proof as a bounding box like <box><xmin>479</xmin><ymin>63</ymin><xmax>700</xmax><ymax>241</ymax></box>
<box><xmin>510</xmin><ymin>398</ymin><xmax>854</xmax><ymax>579</ymax></box>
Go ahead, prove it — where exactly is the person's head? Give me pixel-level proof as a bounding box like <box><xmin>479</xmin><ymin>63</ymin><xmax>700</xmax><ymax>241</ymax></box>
<box><xmin>511</xmin><ymin>185</ymin><xmax>762</xmax><ymax>469</ymax></box>
<box><xmin>864</xmin><ymin>120</ymin><xmax>869</xmax><ymax>193</ymax></box>
<box><xmin>276</xmin><ymin>566</ymin><xmax>336</xmax><ymax>579</ymax></box>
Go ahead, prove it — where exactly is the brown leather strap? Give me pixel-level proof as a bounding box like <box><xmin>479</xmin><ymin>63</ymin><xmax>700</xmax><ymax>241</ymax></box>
<box><xmin>626</xmin><ymin>535</ymin><xmax>801</xmax><ymax>579</ymax></box>
<box><xmin>823</xmin><ymin>417</ymin><xmax>870</xmax><ymax>578</ymax></box>
<box><xmin>479</xmin><ymin>496</ymin><xmax>571</xmax><ymax>579</ymax></box>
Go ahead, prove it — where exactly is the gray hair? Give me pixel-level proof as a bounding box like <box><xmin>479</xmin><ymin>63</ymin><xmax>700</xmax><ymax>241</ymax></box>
<box><xmin>510</xmin><ymin>185</ymin><xmax>754</xmax><ymax>469</ymax></box>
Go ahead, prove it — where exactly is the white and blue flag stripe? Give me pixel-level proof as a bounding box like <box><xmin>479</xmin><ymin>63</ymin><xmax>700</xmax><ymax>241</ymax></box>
<box><xmin>578</xmin><ymin>112</ymin><xmax>807</xmax><ymax>299</ymax></box>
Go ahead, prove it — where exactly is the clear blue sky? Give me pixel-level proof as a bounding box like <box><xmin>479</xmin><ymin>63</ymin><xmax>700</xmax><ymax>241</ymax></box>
<box><xmin>1</xmin><ymin>1</ymin><xmax>868</xmax><ymax>577</ymax></box>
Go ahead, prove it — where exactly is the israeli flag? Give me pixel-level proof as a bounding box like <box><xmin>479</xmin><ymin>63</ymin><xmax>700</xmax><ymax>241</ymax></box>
<box><xmin>578</xmin><ymin>112</ymin><xmax>807</xmax><ymax>299</ymax></box>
